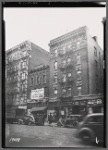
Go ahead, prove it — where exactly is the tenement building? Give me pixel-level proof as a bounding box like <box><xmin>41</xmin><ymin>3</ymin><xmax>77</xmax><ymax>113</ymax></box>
<box><xmin>28</xmin><ymin>64</ymin><xmax>50</xmax><ymax>117</ymax></box>
<box><xmin>49</xmin><ymin>26</ymin><xmax>103</xmax><ymax>118</ymax></box>
<box><xmin>6</xmin><ymin>41</ymin><xmax>50</xmax><ymax>116</ymax></box>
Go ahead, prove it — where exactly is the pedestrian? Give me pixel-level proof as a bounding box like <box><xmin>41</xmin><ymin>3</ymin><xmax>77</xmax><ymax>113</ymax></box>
<box><xmin>48</xmin><ymin>113</ymin><xmax>52</xmax><ymax>125</ymax></box>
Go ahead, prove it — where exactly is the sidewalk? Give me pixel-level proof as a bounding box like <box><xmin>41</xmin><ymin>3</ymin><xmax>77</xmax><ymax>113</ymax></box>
<box><xmin>44</xmin><ymin>122</ymin><xmax>57</xmax><ymax>127</ymax></box>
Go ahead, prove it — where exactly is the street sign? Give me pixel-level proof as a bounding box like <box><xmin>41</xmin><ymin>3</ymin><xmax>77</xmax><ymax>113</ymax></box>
<box><xmin>31</xmin><ymin>88</ymin><xmax>44</xmax><ymax>100</ymax></box>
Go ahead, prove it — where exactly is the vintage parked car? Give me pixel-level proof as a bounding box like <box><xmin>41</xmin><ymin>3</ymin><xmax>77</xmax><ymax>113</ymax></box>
<box><xmin>75</xmin><ymin>113</ymin><xmax>104</xmax><ymax>143</ymax></box>
<box><xmin>64</xmin><ymin>115</ymin><xmax>82</xmax><ymax>128</ymax></box>
<box><xmin>18</xmin><ymin>114</ymin><xmax>35</xmax><ymax>125</ymax></box>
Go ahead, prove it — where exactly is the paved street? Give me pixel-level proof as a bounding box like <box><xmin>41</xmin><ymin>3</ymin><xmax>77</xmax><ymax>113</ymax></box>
<box><xmin>5</xmin><ymin>124</ymin><xmax>99</xmax><ymax>147</ymax></box>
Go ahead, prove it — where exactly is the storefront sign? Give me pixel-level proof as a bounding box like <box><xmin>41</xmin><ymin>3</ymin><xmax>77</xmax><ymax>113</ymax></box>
<box><xmin>18</xmin><ymin>106</ymin><xmax>27</xmax><ymax>109</ymax></box>
<box><xmin>87</xmin><ymin>99</ymin><xmax>102</xmax><ymax>105</ymax></box>
<box><xmin>74</xmin><ymin>101</ymin><xmax>79</xmax><ymax>105</ymax></box>
<box><xmin>31</xmin><ymin>88</ymin><xmax>44</xmax><ymax>100</ymax></box>
<box><xmin>27</xmin><ymin>99</ymin><xmax>38</xmax><ymax>103</ymax></box>
<box><xmin>80</xmin><ymin>101</ymin><xmax>86</xmax><ymax>105</ymax></box>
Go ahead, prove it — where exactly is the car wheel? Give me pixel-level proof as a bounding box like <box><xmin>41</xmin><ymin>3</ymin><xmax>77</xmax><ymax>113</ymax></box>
<box><xmin>81</xmin><ymin>131</ymin><xmax>91</xmax><ymax>142</ymax></box>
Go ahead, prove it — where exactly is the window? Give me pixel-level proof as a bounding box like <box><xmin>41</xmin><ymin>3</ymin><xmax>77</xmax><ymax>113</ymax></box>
<box><xmin>54</xmin><ymin>75</ymin><xmax>57</xmax><ymax>84</ymax></box>
<box><xmin>35</xmin><ymin>75</ymin><xmax>37</xmax><ymax>85</ymax></box>
<box><xmin>54</xmin><ymin>49</ymin><xmax>58</xmax><ymax>57</ymax></box>
<box><xmin>68</xmin><ymin>72</ymin><xmax>71</xmax><ymax>78</ymax></box>
<box><xmin>23</xmin><ymin>51</ymin><xmax>27</xmax><ymax>57</ymax></box>
<box><xmin>94</xmin><ymin>47</ymin><xmax>97</xmax><ymax>56</ymax></box>
<box><xmin>67</xmin><ymin>58</ymin><xmax>71</xmax><ymax>65</ymax></box>
<box><xmin>30</xmin><ymin>77</ymin><xmax>34</xmax><ymax>85</ymax></box>
<box><xmin>21</xmin><ymin>72</ymin><xmax>26</xmax><ymax>80</ymax></box>
<box><xmin>62</xmin><ymin>59</ymin><xmax>66</xmax><ymax>67</ymax></box>
<box><xmin>37</xmin><ymin>76</ymin><xmax>40</xmax><ymax>84</ymax></box>
<box><xmin>54</xmin><ymin>88</ymin><xmax>58</xmax><ymax>97</ymax></box>
<box><xmin>77</xmin><ymin>87</ymin><xmax>81</xmax><ymax>96</ymax></box>
<box><xmin>62</xmin><ymin>46</ymin><xmax>66</xmax><ymax>54</ymax></box>
<box><xmin>95</xmin><ymin>60</ymin><xmax>98</xmax><ymax>71</ymax></box>
<box><xmin>76</xmin><ymin>65</ymin><xmax>81</xmax><ymax>71</ymax></box>
<box><xmin>22</xmin><ymin>93</ymin><xmax>27</xmax><ymax>100</ymax></box>
<box><xmin>43</xmin><ymin>74</ymin><xmax>46</xmax><ymax>83</ymax></box>
<box><xmin>54</xmin><ymin>61</ymin><xmax>58</xmax><ymax>70</ymax></box>
<box><xmin>21</xmin><ymin>84</ymin><xmax>24</xmax><ymax>91</ymax></box>
<box><xmin>76</xmin><ymin>53</ymin><xmax>81</xmax><ymax>65</ymax></box>
<box><xmin>76</xmin><ymin>41</ymin><xmax>80</xmax><ymax>49</ymax></box>
<box><xmin>67</xmin><ymin>43</ymin><xmax>71</xmax><ymax>50</ymax></box>
<box><xmin>67</xmin><ymin>87</ymin><xmax>71</xmax><ymax>96</ymax></box>
<box><xmin>62</xmin><ymin>74</ymin><xmax>66</xmax><ymax>82</ymax></box>
<box><xmin>21</xmin><ymin>61</ymin><xmax>26</xmax><ymax>69</ymax></box>
<box><xmin>77</xmin><ymin>71</ymin><xmax>81</xmax><ymax>80</ymax></box>
<box><xmin>62</xmin><ymin>88</ymin><xmax>66</xmax><ymax>96</ymax></box>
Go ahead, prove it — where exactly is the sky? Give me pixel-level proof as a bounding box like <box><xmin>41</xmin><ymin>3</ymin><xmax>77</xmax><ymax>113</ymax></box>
<box><xmin>4</xmin><ymin>7</ymin><xmax>106</xmax><ymax>51</ymax></box>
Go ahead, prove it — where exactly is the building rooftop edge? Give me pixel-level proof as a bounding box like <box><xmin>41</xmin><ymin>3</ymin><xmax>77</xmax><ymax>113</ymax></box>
<box><xmin>49</xmin><ymin>26</ymin><xmax>89</xmax><ymax>46</ymax></box>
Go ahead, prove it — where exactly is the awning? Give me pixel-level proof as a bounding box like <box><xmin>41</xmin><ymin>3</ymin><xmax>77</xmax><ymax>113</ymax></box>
<box><xmin>30</xmin><ymin>106</ymin><xmax>47</xmax><ymax>112</ymax></box>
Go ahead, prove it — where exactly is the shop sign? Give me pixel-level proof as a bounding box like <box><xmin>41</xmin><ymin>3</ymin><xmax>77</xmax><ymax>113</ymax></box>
<box><xmin>18</xmin><ymin>106</ymin><xmax>27</xmax><ymax>109</ymax></box>
<box><xmin>87</xmin><ymin>99</ymin><xmax>102</xmax><ymax>105</ymax></box>
<box><xmin>74</xmin><ymin>101</ymin><xmax>79</xmax><ymax>105</ymax></box>
<box><xmin>27</xmin><ymin>99</ymin><xmax>38</xmax><ymax>103</ymax></box>
<box><xmin>80</xmin><ymin>101</ymin><xmax>86</xmax><ymax>105</ymax></box>
<box><xmin>31</xmin><ymin>88</ymin><xmax>44</xmax><ymax>100</ymax></box>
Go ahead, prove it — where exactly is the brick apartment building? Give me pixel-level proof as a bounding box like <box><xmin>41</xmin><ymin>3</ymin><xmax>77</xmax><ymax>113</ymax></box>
<box><xmin>27</xmin><ymin>64</ymin><xmax>50</xmax><ymax>115</ymax></box>
<box><xmin>5</xmin><ymin>41</ymin><xmax>50</xmax><ymax>116</ymax></box>
<box><xmin>48</xmin><ymin>26</ymin><xmax>103</xmax><ymax>117</ymax></box>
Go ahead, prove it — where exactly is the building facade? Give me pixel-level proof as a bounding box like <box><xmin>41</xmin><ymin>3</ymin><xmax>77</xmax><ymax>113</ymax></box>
<box><xmin>27</xmin><ymin>65</ymin><xmax>50</xmax><ymax>114</ymax></box>
<box><xmin>6</xmin><ymin>41</ymin><xmax>50</xmax><ymax>115</ymax></box>
<box><xmin>49</xmin><ymin>26</ymin><xmax>103</xmax><ymax>117</ymax></box>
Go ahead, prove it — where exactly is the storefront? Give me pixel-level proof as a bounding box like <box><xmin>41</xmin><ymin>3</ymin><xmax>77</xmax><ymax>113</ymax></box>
<box><xmin>47</xmin><ymin>99</ymin><xmax>60</xmax><ymax>122</ymax></box>
<box><xmin>60</xmin><ymin>94</ymin><xmax>103</xmax><ymax>117</ymax></box>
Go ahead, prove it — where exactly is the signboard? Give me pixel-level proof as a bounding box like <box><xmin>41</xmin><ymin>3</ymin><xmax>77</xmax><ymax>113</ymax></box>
<box><xmin>31</xmin><ymin>88</ymin><xmax>44</xmax><ymax>100</ymax></box>
<box><xmin>87</xmin><ymin>99</ymin><xmax>102</xmax><ymax>105</ymax></box>
<box><xmin>18</xmin><ymin>106</ymin><xmax>27</xmax><ymax>109</ymax></box>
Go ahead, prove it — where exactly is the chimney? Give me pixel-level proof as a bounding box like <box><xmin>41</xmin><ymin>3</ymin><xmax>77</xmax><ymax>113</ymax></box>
<box><xmin>93</xmin><ymin>36</ymin><xmax>98</xmax><ymax>43</ymax></box>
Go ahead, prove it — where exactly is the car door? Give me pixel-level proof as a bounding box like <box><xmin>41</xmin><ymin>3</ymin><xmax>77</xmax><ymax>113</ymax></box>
<box><xmin>86</xmin><ymin>115</ymin><xmax>103</xmax><ymax>140</ymax></box>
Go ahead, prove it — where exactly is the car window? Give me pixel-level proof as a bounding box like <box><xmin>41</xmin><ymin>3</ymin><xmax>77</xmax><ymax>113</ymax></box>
<box><xmin>87</xmin><ymin>116</ymin><xmax>103</xmax><ymax>123</ymax></box>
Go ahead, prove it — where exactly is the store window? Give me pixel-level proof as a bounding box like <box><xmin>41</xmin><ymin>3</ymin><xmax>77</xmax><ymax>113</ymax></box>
<box><xmin>54</xmin><ymin>61</ymin><xmax>58</xmax><ymax>70</ymax></box>
<box><xmin>72</xmin><ymin>106</ymin><xmax>80</xmax><ymax>114</ymax></box>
